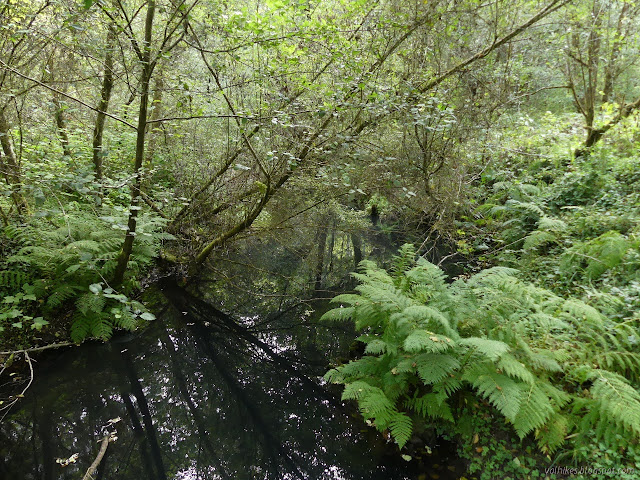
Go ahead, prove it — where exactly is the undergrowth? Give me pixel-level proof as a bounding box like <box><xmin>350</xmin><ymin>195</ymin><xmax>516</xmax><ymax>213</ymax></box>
<box><xmin>0</xmin><ymin>202</ymin><xmax>171</xmax><ymax>347</ymax></box>
<box><xmin>323</xmin><ymin>244</ymin><xmax>640</xmax><ymax>473</ymax></box>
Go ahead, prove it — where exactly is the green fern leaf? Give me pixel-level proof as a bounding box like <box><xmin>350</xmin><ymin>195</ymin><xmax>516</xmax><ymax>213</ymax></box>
<box><xmin>415</xmin><ymin>353</ymin><xmax>460</xmax><ymax>385</ymax></box>
<box><xmin>512</xmin><ymin>382</ymin><xmax>555</xmax><ymax>438</ymax></box>
<box><xmin>460</xmin><ymin>337</ymin><xmax>510</xmax><ymax>361</ymax></box>
<box><xmin>388</xmin><ymin>412</ymin><xmax>413</xmax><ymax>449</ymax></box>
<box><xmin>404</xmin><ymin>330</ymin><xmax>454</xmax><ymax>353</ymax></box>
<box><xmin>589</xmin><ymin>369</ymin><xmax>640</xmax><ymax>437</ymax></box>
<box><xmin>464</xmin><ymin>363</ymin><xmax>523</xmax><ymax>421</ymax></box>
<box><xmin>535</xmin><ymin>413</ymin><xmax>569</xmax><ymax>454</ymax></box>
<box><xmin>498</xmin><ymin>354</ymin><xmax>535</xmax><ymax>384</ymax></box>
<box><xmin>320</xmin><ymin>306</ymin><xmax>355</xmax><ymax>322</ymax></box>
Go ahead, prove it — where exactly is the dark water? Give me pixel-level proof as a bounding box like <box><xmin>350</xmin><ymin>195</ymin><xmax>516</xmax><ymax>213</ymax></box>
<box><xmin>0</xmin><ymin>279</ymin><xmax>459</xmax><ymax>480</ymax></box>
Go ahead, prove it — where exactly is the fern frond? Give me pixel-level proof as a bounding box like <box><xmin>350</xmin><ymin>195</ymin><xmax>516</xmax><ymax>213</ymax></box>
<box><xmin>404</xmin><ymin>330</ymin><xmax>454</xmax><ymax>353</ymax></box>
<box><xmin>111</xmin><ymin>308</ymin><xmax>137</xmax><ymax>330</ymax></box>
<box><xmin>405</xmin><ymin>259</ymin><xmax>448</xmax><ymax>293</ymax></box>
<box><xmin>388</xmin><ymin>412</ymin><xmax>413</xmax><ymax>449</ymax></box>
<box><xmin>588</xmin><ymin>369</ymin><xmax>640</xmax><ymax>437</ymax></box>
<box><xmin>364</xmin><ymin>339</ymin><xmax>387</xmax><ymax>355</ymax></box>
<box><xmin>76</xmin><ymin>292</ymin><xmax>106</xmax><ymax>315</ymax></box>
<box><xmin>540</xmin><ymin>216</ymin><xmax>567</xmax><ymax>231</ymax></box>
<box><xmin>320</xmin><ymin>306</ymin><xmax>355</xmax><ymax>322</ymax></box>
<box><xmin>390</xmin><ymin>244</ymin><xmax>417</xmax><ymax>283</ymax></box>
<box><xmin>47</xmin><ymin>284</ymin><xmax>83</xmax><ymax>308</ymax></box>
<box><xmin>512</xmin><ymin>382</ymin><xmax>556</xmax><ymax>438</ymax></box>
<box><xmin>535</xmin><ymin>413</ymin><xmax>569</xmax><ymax>454</ymax></box>
<box><xmin>415</xmin><ymin>353</ymin><xmax>460</xmax><ymax>385</ymax></box>
<box><xmin>0</xmin><ymin>269</ymin><xmax>32</xmax><ymax>290</ymax></box>
<box><xmin>498</xmin><ymin>354</ymin><xmax>535</xmax><ymax>384</ymax></box>
<box><xmin>64</xmin><ymin>240</ymin><xmax>102</xmax><ymax>254</ymax></box>
<box><xmin>463</xmin><ymin>363</ymin><xmax>523</xmax><ymax>421</ymax></box>
<box><xmin>523</xmin><ymin>230</ymin><xmax>557</xmax><ymax>250</ymax></box>
<box><xmin>561</xmin><ymin>231</ymin><xmax>634</xmax><ymax>280</ymax></box>
<box><xmin>406</xmin><ymin>393</ymin><xmax>454</xmax><ymax>422</ymax></box>
<box><xmin>460</xmin><ymin>337</ymin><xmax>510</xmax><ymax>361</ymax></box>
<box><xmin>400</xmin><ymin>305</ymin><xmax>458</xmax><ymax>338</ymax></box>
<box><xmin>336</xmin><ymin>356</ymin><xmax>381</xmax><ymax>381</ymax></box>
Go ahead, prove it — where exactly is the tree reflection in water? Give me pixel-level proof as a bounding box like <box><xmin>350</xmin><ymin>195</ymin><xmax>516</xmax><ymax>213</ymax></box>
<box><xmin>0</xmin><ymin>279</ymin><xmax>423</xmax><ymax>480</ymax></box>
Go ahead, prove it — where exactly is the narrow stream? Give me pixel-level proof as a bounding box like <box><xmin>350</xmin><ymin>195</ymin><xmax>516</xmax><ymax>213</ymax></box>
<box><xmin>0</xmin><ymin>278</ymin><xmax>462</xmax><ymax>479</ymax></box>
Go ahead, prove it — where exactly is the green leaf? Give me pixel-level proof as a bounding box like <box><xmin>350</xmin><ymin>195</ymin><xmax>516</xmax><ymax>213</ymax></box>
<box><xmin>89</xmin><ymin>283</ymin><xmax>103</xmax><ymax>294</ymax></box>
<box><xmin>140</xmin><ymin>312</ymin><xmax>156</xmax><ymax>321</ymax></box>
<box><xmin>31</xmin><ymin>317</ymin><xmax>49</xmax><ymax>330</ymax></box>
<box><xmin>66</xmin><ymin>264</ymin><xmax>81</xmax><ymax>274</ymax></box>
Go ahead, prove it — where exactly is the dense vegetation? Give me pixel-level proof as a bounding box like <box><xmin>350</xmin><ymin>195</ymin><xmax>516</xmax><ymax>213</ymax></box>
<box><xmin>2</xmin><ymin>0</ymin><xmax>640</xmax><ymax>477</ymax></box>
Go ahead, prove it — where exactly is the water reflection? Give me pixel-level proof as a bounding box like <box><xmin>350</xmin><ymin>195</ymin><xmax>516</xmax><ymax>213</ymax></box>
<box><xmin>0</xmin><ymin>280</ymin><xmax>424</xmax><ymax>480</ymax></box>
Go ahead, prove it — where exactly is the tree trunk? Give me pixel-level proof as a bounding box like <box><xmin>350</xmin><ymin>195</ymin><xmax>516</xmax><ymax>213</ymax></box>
<box><xmin>0</xmin><ymin>109</ymin><xmax>27</xmax><ymax>213</ymax></box>
<box><xmin>351</xmin><ymin>233</ymin><xmax>363</xmax><ymax>268</ymax></box>
<box><xmin>575</xmin><ymin>94</ymin><xmax>640</xmax><ymax>158</ymax></box>
<box><xmin>92</xmin><ymin>25</ymin><xmax>116</xmax><ymax>182</ymax></box>
<box><xmin>314</xmin><ymin>220</ymin><xmax>328</xmax><ymax>293</ymax></box>
<box><xmin>602</xmin><ymin>2</ymin><xmax>629</xmax><ymax>104</ymax></box>
<box><xmin>52</xmin><ymin>93</ymin><xmax>72</xmax><ymax>157</ymax></box>
<box><xmin>113</xmin><ymin>0</ymin><xmax>156</xmax><ymax>286</ymax></box>
<box><xmin>145</xmin><ymin>68</ymin><xmax>164</xmax><ymax>168</ymax></box>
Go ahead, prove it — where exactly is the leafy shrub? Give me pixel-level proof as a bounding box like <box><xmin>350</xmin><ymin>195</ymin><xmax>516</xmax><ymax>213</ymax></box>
<box><xmin>323</xmin><ymin>244</ymin><xmax>640</xmax><ymax>462</ymax></box>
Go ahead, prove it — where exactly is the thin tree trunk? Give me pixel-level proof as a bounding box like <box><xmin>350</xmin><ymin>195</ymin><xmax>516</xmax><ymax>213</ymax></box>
<box><xmin>93</xmin><ymin>25</ymin><xmax>116</xmax><ymax>182</ymax></box>
<box><xmin>602</xmin><ymin>2</ymin><xmax>629</xmax><ymax>104</ymax></box>
<box><xmin>575</xmin><ymin>94</ymin><xmax>640</xmax><ymax>158</ymax></box>
<box><xmin>47</xmin><ymin>51</ymin><xmax>73</xmax><ymax>158</ymax></box>
<box><xmin>52</xmin><ymin>93</ymin><xmax>72</xmax><ymax>157</ymax></box>
<box><xmin>351</xmin><ymin>233</ymin><xmax>363</xmax><ymax>268</ymax></box>
<box><xmin>113</xmin><ymin>0</ymin><xmax>156</xmax><ymax>286</ymax></box>
<box><xmin>145</xmin><ymin>68</ymin><xmax>164</xmax><ymax>168</ymax></box>
<box><xmin>314</xmin><ymin>221</ymin><xmax>328</xmax><ymax>294</ymax></box>
<box><xmin>82</xmin><ymin>434</ymin><xmax>111</xmax><ymax>480</ymax></box>
<box><xmin>0</xmin><ymin>109</ymin><xmax>26</xmax><ymax>213</ymax></box>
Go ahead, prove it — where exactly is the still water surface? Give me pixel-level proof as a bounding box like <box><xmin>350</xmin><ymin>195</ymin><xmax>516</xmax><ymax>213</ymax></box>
<box><xmin>0</xmin><ymin>279</ymin><xmax>440</xmax><ymax>480</ymax></box>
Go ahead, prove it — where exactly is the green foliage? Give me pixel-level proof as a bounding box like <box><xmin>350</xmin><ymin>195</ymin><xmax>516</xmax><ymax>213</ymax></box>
<box><xmin>560</xmin><ymin>231</ymin><xmax>638</xmax><ymax>281</ymax></box>
<box><xmin>323</xmin><ymin>245</ymin><xmax>640</xmax><ymax>461</ymax></box>
<box><xmin>0</xmin><ymin>206</ymin><xmax>165</xmax><ymax>344</ymax></box>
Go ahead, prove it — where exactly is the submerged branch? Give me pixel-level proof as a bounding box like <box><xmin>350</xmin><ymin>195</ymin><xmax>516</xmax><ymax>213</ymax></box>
<box><xmin>82</xmin><ymin>433</ymin><xmax>115</xmax><ymax>480</ymax></box>
<box><xmin>0</xmin><ymin>341</ymin><xmax>75</xmax><ymax>356</ymax></box>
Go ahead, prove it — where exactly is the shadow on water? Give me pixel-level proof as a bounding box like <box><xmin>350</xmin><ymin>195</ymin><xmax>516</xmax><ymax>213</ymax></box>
<box><xmin>0</xmin><ymin>278</ymin><xmax>462</xmax><ymax>480</ymax></box>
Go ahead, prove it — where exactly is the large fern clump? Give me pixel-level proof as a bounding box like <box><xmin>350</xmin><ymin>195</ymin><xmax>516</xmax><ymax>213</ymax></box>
<box><xmin>323</xmin><ymin>244</ymin><xmax>640</xmax><ymax>458</ymax></box>
<box><xmin>0</xmin><ymin>205</ymin><xmax>169</xmax><ymax>343</ymax></box>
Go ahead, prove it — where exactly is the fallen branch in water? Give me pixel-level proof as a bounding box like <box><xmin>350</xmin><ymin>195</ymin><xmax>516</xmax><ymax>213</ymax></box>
<box><xmin>82</xmin><ymin>433</ymin><xmax>115</xmax><ymax>480</ymax></box>
<box><xmin>0</xmin><ymin>341</ymin><xmax>75</xmax><ymax>356</ymax></box>
<box><xmin>0</xmin><ymin>351</ymin><xmax>34</xmax><ymax>422</ymax></box>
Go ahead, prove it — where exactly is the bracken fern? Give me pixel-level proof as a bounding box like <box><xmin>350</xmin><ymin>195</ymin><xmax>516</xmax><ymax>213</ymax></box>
<box><xmin>323</xmin><ymin>244</ymin><xmax>640</xmax><ymax>457</ymax></box>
